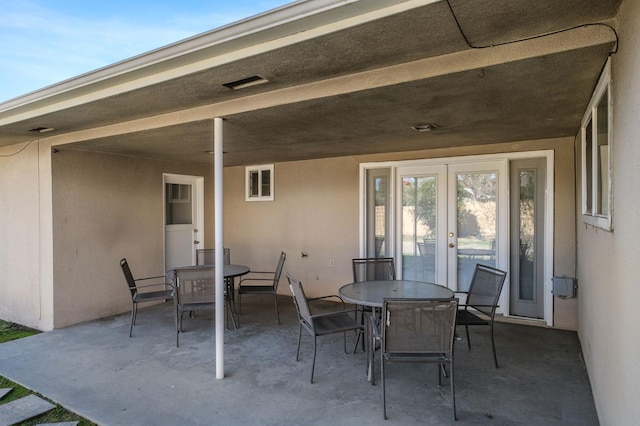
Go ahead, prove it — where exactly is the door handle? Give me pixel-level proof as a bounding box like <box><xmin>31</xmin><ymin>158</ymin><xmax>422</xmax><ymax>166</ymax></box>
<box><xmin>194</xmin><ymin>240</ymin><xmax>200</xmax><ymax>245</ymax></box>
<box><xmin>449</xmin><ymin>243</ymin><xmax>455</xmax><ymax>248</ymax></box>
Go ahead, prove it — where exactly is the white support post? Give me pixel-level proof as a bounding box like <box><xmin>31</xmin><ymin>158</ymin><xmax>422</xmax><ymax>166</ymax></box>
<box><xmin>214</xmin><ymin>117</ymin><xmax>225</xmax><ymax>379</ymax></box>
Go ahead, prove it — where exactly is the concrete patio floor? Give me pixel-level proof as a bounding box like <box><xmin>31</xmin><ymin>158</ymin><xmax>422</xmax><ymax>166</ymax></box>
<box><xmin>0</xmin><ymin>296</ymin><xmax>598</xmax><ymax>425</ymax></box>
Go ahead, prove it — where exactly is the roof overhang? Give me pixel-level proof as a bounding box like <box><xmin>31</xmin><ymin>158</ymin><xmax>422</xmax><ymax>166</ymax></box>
<box><xmin>0</xmin><ymin>0</ymin><xmax>622</xmax><ymax>166</ymax></box>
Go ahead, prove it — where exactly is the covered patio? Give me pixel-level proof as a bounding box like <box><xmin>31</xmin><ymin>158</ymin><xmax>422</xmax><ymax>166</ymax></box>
<box><xmin>4</xmin><ymin>0</ymin><xmax>639</xmax><ymax>424</ymax></box>
<box><xmin>0</xmin><ymin>297</ymin><xmax>597</xmax><ymax>425</ymax></box>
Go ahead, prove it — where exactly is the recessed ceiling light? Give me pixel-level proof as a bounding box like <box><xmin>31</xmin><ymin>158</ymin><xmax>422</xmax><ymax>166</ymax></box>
<box><xmin>222</xmin><ymin>76</ymin><xmax>269</xmax><ymax>90</ymax></box>
<box><xmin>29</xmin><ymin>127</ymin><xmax>55</xmax><ymax>133</ymax></box>
<box><xmin>411</xmin><ymin>123</ymin><xmax>438</xmax><ymax>132</ymax></box>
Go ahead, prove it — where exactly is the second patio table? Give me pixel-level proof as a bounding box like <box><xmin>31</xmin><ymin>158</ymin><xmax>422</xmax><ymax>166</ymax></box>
<box><xmin>338</xmin><ymin>279</ymin><xmax>455</xmax><ymax>383</ymax></box>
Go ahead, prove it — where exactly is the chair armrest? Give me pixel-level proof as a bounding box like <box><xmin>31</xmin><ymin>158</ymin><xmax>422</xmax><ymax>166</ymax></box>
<box><xmin>310</xmin><ymin>308</ymin><xmax>358</xmax><ymax>320</ymax></box>
<box><xmin>239</xmin><ymin>277</ymin><xmax>274</xmax><ymax>286</ymax></box>
<box><xmin>307</xmin><ymin>294</ymin><xmax>346</xmax><ymax>309</ymax></box>
<box><xmin>244</xmin><ymin>270</ymin><xmax>275</xmax><ymax>275</ymax></box>
<box><xmin>136</xmin><ymin>275</ymin><xmax>171</xmax><ymax>282</ymax></box>
<box><xmin>130</xmin><ymin>282</ymin><xmax>175</xmax><ymax>290</ymax></box>
<box><xmin>459</xmin><ymin>303</ymin><xmax>495</xmax><ymax>308</ymax></box>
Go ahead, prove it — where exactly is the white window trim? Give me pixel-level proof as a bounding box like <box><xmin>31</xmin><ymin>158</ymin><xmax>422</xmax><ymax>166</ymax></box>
<box><xmin>581</xmin><ymin>58</ymin><xmax>612</xmax><ymax>231</ymax></box>
<box><xmin>245</xmin><ymin>164</ymin><xmax>274</xmax><ymax>201</ymax></box>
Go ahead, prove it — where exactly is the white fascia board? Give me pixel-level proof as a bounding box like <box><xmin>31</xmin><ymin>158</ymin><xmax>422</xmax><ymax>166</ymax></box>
<box><xmin>0</xmin><ymin>0</ymin><xmax>439</xmax><ymax>123</ymax></box>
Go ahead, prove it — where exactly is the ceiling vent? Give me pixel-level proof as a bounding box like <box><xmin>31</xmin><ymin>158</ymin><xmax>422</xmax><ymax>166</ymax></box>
<box><xmin>411</xmin><ymin>123</ymin><xmax>438</xmax><ymax>132</ymax></box>
<box><xmin>222</xmin><ymin>76</ymin><xmax>269</xmax><ymax>90</ymax></box>
<box><xmin>29</xmin><ymin>127</ymin><xmax>55</xmax><ymax>133</ymax></box>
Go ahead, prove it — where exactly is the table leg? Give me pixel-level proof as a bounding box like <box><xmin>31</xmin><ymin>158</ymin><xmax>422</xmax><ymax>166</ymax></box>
<box><xmin>366</xmin><ymin>308</ymin><xmax>378</xmax><ymax>385</ymax></box>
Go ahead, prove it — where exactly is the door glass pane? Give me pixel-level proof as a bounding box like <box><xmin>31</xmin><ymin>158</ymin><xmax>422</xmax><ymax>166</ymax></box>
<box><xmin>402</xmin><ymin>175</ymin><xmax>437</xmax><ymax>281</ymax></box>
<box><xmin>456</xmin><ymin>172</ymin><xmax>496</xmax><ymax>291</ymax></box>
<box><xmin>166</xmin><ymin>184</ymin><xmax>192</xmax><ymax>225</ymax></box>
<box><xmin>518</xmin><ymin>170</ymin><xmax>535</xmax><ymax>301</ymax></box>
<box><xmin>366</xmin><ymin>169</ymin><xmax>390</xmax><ymax>258</ymax></box>
<box><xmin>374</xmin><ymin>176</ymin><xmax>388</xmax><ymax>257</ymax></box>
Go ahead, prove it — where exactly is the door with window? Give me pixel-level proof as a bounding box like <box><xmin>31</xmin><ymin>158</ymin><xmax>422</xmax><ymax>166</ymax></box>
<box><xmin>395</xmin><ymin>160</ymin><xmax>507</xmax><ymax>292</ymax></box>
<box><xmin>164</xmin><ymin>174</ymin><xmax>204</xmax><ymax>271</ymax></box>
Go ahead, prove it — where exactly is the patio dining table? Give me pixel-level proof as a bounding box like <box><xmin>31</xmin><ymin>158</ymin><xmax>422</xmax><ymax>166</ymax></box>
<box><xmin>338</xmin><ymin>279</ymin><xmax>455</xmax><ymax>383</ymax></box>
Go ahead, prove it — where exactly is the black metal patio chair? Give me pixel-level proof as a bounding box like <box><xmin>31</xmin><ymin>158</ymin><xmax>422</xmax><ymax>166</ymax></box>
<box><xmin>287</xmin><ymin>273</ymin><xmax>362</xmax><ymax>383</ymax></box>
<box><xmin>120</xmin><ymin>258</ymin><xmax>174</xmax><ymax>337</ymax></box>
<box><xmin>373</xmin><ymin>298</ymin><xmax>458</xmax><ymax>420</ymax></box>
<box><xmin>456</xmin><ymin>264</ymin><xmax>507</xmax><ymax>368</ymax></box>
<box><xmin>238</xmin><ymin>251</ymin><xmax>286</xmax><ymax>325</ymax></box>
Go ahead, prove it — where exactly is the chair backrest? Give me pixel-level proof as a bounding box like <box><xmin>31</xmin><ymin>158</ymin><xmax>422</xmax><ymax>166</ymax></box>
<box><xmin>382</xmin><ymin>298</ymin><xmax>458</xmax><ymax>355</ymax></box>
<box><xmin>196</xmin><ymin>248</ymin><xmax>230</xmax><ymax>266</ymax></box>
<box><xmin>417</xmin><ymin>241</ymin><xmax>436</xmax><ymax>260</ymax></box>
<box><xmin>466</xmin><ymin>264</ymin><xmax>507</xmax><ymax>317</ymax></box>
<box><xmin>352</xmin><ymin>257</ymin><xmax>396</xmax><ymax>282</ymax></box>
<box><xmin>417</xmin><ymin>241</ymin><xmax>436</xmax><ymax>276</ymax></box>
<box><xmin>120</xmin><ymin>258</ymin><xmax>137</xmax><ymax>298</ymax></box>
<box><xmin>287</xmin><ymin>274</ymin><xmax>312</xmax><ymax>326</ymax></box>
<box><xmin>272</xmin><ymin>251</ymin><xmax>287</xmax><ymax>290</ymax></box>
<box><xmin>175</xmin><ymin>269</ymin><xmax>215</xmax><ymax>306</ymax></box>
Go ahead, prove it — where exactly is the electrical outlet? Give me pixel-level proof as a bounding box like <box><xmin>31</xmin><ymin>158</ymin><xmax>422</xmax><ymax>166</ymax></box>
<box><xmin>329</xmin><ymin>258</ymin><xmax>335</xmax><ymax>267</ymax></box>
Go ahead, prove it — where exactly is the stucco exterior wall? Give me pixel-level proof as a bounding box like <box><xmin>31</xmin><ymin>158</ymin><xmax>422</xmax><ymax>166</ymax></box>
<box><xmin>51</xmin><ymin>149</ymin><xmax>211</xmax><ymax>328</ymax></box>
<box><xmin>578</xmin><ymin>1</ymin><xmax>640</xmax><ymax>424</ymax></box>
<box><xmin>223</xmin><ymin>137</ymin><xmax>578</xmax><ymax>332</ymax></box>
<box><xmin>0</xmin><ymin>140</ymin><xmax>53</xmax><ymax>330</ymax></box>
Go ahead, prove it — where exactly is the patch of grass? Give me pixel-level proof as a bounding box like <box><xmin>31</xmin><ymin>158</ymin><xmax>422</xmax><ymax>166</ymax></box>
<box><xmin>0</xmin><ymin>320</ymin><xmax>39</xmax><ymax>343</ymax></box>
<box><xmin>0</xmin><ymin>320</ymin><xmax>96</xmax><ymax>425</ymax></box>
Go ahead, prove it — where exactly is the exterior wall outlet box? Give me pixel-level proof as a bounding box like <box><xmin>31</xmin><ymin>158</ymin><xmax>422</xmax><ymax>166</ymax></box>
<box><xmin>552</xmin><ymin>276</ymin><xmax>576</xmax><ymax>298</ymax></box>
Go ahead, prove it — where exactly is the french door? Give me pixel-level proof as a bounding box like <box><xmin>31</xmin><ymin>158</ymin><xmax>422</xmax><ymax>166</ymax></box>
<box><xmin>362</xmin><ymin>153</ymin><xmax>552</xmax><ymax>323</ymax></box>
<box><xmin>395</xmin><ymin>161</ymin><xmax>507</xmax><ymax>292</ymax></box>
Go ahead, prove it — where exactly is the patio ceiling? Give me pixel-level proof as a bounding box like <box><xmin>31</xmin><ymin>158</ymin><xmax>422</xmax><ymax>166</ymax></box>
<box><xmin>0</xmin><ymin>0</ymin><xmax>621</xmax><ymax>166</ymax></box>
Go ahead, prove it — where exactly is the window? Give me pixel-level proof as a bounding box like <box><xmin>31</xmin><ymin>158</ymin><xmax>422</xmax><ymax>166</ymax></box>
<box><xmin>245</xmin><ymin>164</ymin><xmax>274</xmax><ymax>201</ymax></box>
<box><xmin>581</xmin><ymin>59</ymin><xmax>612</xmax><ymax>230</ymax></box>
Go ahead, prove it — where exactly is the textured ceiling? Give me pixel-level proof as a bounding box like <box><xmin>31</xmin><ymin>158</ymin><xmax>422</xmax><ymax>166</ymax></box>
<box><xmin>0</xmin><ymin>0</ymin><xmax>622</xmax><ymax>166</ymax></box>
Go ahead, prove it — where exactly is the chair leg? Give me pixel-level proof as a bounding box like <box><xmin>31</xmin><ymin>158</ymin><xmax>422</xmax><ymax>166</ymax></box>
<box><xmin>273</xmin><ymin>293</ymin><xmax>280</xmax><ymax>324</ymax></box>
<box><xmin>296</xmin><ymin>325</ymin><xmax>302</xmax><ymax>362</ymax></box>
<box><xmin>450</xmin><ymin>359</ymin><xmax>457</xmax><ymax>421</ymax></box>
<box><xmin>382</xmin><ymin>357</ymin><xmax>387</xmax><ymax>419</ymax></box>
<box><xmin>226</xmin><ymin>299</ymin><xmax>238</xmax><ymax>330</ymax></box>
<box><xmin>369</xmin><ymin>320</ymin><xmax>376</xmax><ymax>386</ymax></box>
<box><xmin>310</xmin><ymin>336</ymin><xmax>317</xmax><ymax>384</ymax></box>
<box><xmin>129</xmin><ymin>302</ymin><xmax>136</xmax><ymax>337</ymax></box>
<box><xmin>465</xmin><ymin>325</ymin><xmax>471</xmax><ymax>350</ymax></box>
<box><xmin>490</xmin><ymin>321</ymin><xmax>499</xmax><ymax>368</ymax></box>
<box><xmin>175</xmin><ymin>305</ymin><xmax>180</xmax><ymax>348</ymax></box>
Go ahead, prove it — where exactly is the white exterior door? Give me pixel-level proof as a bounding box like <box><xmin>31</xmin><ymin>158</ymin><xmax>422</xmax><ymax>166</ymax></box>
<box><xmin>164</xmin><ymin>174</ymin><xmax>204</xmax><ymax>271</ymax></box>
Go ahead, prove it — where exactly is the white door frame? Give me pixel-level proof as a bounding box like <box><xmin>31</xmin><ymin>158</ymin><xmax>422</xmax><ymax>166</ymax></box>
<box><xmin>163</xmin><ymin>173</ymin><xmax>205</xmax><ymax>269</ymax></box>
<box><xmin>359</xmin><ymin>150</ymin><xmax>555</xmax><ymax>326</ymax></box>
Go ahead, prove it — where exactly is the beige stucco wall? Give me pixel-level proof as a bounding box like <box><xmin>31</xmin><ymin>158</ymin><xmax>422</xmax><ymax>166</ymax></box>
<box><xmin>223</xmin><ymin>137</ymin><xmax>578</xmax><ymax>331</ymax></box>
<box><xmin>577</xmin><ymin>1</ymin><xmax>640</xmax><ymax>424</ymax></box>
<box><xmin>0</xmin><ymin>140</ymin><xmax>54</xmax><ymax>330</ymax></box>
<box><xmin>51</xmin><ymin>149</ymin><xmax>211</xmax><ymax>328</ymax></box>
<box><xmin>2</xmin><ymin>133</ymin><xmax>577</xmax><ymax>333</ymax></box>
